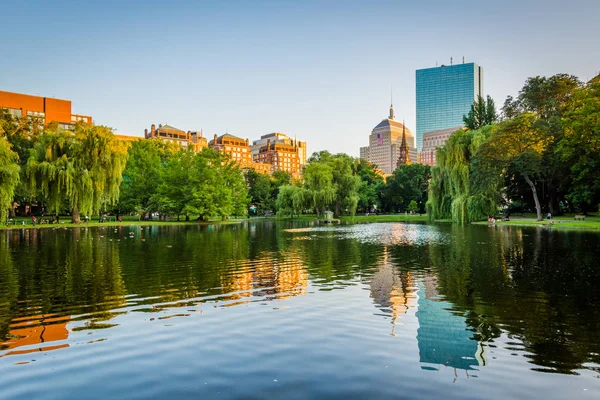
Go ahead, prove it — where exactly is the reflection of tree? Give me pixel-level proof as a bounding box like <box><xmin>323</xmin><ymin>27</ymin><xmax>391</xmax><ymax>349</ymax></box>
<box><xmin>0</xmin><ymin>235</ymin><xmax>18</xmax><ymax>344</ymax></box>
<box><xmin>428</xmin><ymin>225</ymin><xmax>600</xmax><ymax>375</ymax></box>
<box><xmin>1</xmin><ymin>228</ymin><xmax>127</xmax><ymax>354</ymax></box>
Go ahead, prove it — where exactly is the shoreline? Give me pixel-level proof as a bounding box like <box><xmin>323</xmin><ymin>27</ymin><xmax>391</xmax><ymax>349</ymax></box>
<box><xmin>471</xmin><ymin>219</ymin><xmax>600</xmax><ymax>231</ymax></box>
<box><xmin>1</xmin><ymin>214</ymin><xmax>430</xmax><ymax>231</ymax></box>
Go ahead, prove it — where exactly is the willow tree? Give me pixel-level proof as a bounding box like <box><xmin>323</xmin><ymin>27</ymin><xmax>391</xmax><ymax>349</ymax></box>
<box><xmin>27</xmin><ymin>124</ymin><xmax>128</xmax><ymax>222</ymax></box>
<box><xmin>302</xmin><ymin>160</ymin><xmax>336</xmax><ymax>216</ymax></box>
<box><xmin>426</xmin><ymin>126</ymin><xmax>500</xmax><ymax>224</ymax></box>
<box><xmin>0</xmin><ymin>137</ymin><xmax>20</xmax><ymax>222</ymax></box>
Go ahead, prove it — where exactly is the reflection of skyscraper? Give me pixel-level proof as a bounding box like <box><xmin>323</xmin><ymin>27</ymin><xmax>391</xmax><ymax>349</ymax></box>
<box><xmin>416</xmin><ymin>275</ymin><xmax>484</xmax><ymax>372</ymax></box>
<box><xmin>370</xmin><ymin>246</ymin><xmax>417</xmax><ymax>336</ymax></box>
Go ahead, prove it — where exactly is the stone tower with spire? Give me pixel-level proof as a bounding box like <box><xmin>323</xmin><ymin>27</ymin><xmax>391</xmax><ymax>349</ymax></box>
<box><xmin>397</xmin><ymin>121</ymin><xmax>412</xmax><ymax>168</ymax></box>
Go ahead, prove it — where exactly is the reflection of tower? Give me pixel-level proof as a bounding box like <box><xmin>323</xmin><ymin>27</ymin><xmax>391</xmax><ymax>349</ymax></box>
<box><xmin>370</xmin><ymin>245</ymin><xmax>417</xmax><ymax>336</ymax></box>
<box><xmin>416</xmin><ymin>275</ymin><xmax>485</xmax><ymax>376</ymax></box>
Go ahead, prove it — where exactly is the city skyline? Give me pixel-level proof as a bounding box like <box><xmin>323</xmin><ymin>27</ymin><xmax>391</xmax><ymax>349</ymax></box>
<box><xmin>1</xmin><ymin>1</ymin><xmax>599</xmax><ymax>157</ymax></box>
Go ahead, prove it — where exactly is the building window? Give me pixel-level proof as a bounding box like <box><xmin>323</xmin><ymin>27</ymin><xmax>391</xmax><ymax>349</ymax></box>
<box><xmin>3</xmin><ymin>108</ymin><xmax>22</xmax><ymax>117</ymax></box>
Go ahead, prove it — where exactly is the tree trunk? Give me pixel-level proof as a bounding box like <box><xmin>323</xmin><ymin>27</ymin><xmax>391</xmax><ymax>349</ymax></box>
<box><xmin>335</xmin><ymin>201</ymin><xmax>340</xmax><ymax>218</ymax></box>
<box><xmin>71</xmin><ymin>204</ymin><xmax>81</xmax><ymax>224</ymax></box>
<box><xmin>523</xmin><ymin>174</ymin><xmax>542</xmax><ymax>221</ymax></box>
<box><xmin>548</xmin><ymin>184</ymin><xmax>561</xmax><ymax>216</ymax></box>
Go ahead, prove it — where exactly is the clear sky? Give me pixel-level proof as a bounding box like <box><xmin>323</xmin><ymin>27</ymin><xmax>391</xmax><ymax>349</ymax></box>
<box><xmin>2</xmin><ymin>0</ymin><xmax>599</xmax><ymax>157</ymax></box>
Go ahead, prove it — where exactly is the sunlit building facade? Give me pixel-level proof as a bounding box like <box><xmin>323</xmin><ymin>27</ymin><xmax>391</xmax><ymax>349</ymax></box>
<box><xmin>144</xmin><ymin>124</ymin><xmax>208</xmax><ymax>152</ymax></box>
<box><xmin>254</xmin><ymin>140</ymin><xmax>303</xmax><ymax>178</ymax></box>
<box><xmin>209</xmin><ymin>133</ymin><xmax>254</xmax><ymax>168</ymax></box>
<box><xmin>359</xmin><ymin>104</ymin><xmax>417</xmax><ymax>175</ymax></box>
<box><xmin>251</xmin><ymin>133</ymin><xmax>307</xmax><ymax>166</ymax></box>
<box><xmin>416</xmin><ymin>62</ymin><xmax>483</xmax><ymax>151</ymax></box>
<box><xmin>419</xmin><ymin>127</ymin><xmax>460</xmax><ymax>166</ymax></box>
<box><xmin>0</xmin><ymin>90</ymin><xmax>92</xmax><ymax>130</ymax></box>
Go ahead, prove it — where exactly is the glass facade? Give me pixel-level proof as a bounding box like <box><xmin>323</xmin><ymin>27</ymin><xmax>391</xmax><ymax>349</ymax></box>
<box><xmin>415</xmin><ymin>63</ymin><xmax>483</xmax><ymax>151</ymax></box>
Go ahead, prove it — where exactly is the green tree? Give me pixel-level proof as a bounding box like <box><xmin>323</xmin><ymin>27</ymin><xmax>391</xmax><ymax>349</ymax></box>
<box><xmin>276</xmin><ymin>184</ymin><xmax>308</xmax><ymax>218</ymax></box>
<box><xmin>558</xmin><ymin>74</ymin><xmax>600</xmax><ymax>209</ymax></box>
<box><xmin>303</xmin><ymin>158</ymin><xmax>335</xmax><ymax>216</ymax></box>
<box><xmin>355</xmin><ymin>159</ymin><xmax>383</xmax><ymax>212</ymax></box>
<box><xmin>501</xmin><ymin>74</ymin><xmax>582</xmax><ymax>214</ymax></box>
<box><xmin>27</xmin><ymin>124</ymin><xmax>128</xmax><ymax>222</ymax></box>
<box><xmin>463</xmin><ymin>95</ymin><xmax>498</xmax><ymax>130</ymax></box>
<box><xmin>407</xmin><ymin>200</ymin><xmax>418</xmax><ymax>213</ymax></box>
<box><xmin>0</xmin><ymin>136</ymin><xmax>20</xmax><ymax>222</ymax></box>
<box><xmin>246</xmin><ymin>169</ymin><xmax>272</xmax><ymax>215</ymax></box>
<box><xmin>119</xmin><ymin>139</ymin><xmax>177</xmax><ymax>215</ymax></box>
<box><xmin>478</xmin><ymin>114</ymin><xmax>550</xmax><ymax>221</ymax></box>
<box><xmin>381</xmin><ymin>164</ymin><xmax>430</xmax><ymax>213</ymax></box>
<box><xmin>271</xmin><ymin>170</ymin><xmax>292</xmax><ymax>211</ymax></box>
<box><xmin>427</xmin><ymin>126</ymin><xmax>501</xmax><ymax>224</ymax></box>
<box><xmin>0</xmin><ymin>109</ymin><xmax>42</xmax><ymax>214</ymax></box>
<box><xmin>330</xmin><ymin>154</ymin><xmax>361</xmax><ymax>217</ymax></box>
<box><xmin>151</xmin><ymin>148</ymin><xmax>249</xmax><ymax>221</ymax></box>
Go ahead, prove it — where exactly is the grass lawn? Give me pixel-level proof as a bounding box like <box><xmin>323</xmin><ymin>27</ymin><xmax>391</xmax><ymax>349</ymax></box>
<box><xmin>472</xmin><ymin>213</ymin><xmax>600</xmax><ymax>230</ymax></box>
<box><xmin>340</xmin><ymin>214</ymin><xmax>428</xmax><ymax>223</ymax></box>
<box><xmin>1</xmin><ymin>216</ymin><xmax>249</xmax><ymax>231</ymax></box>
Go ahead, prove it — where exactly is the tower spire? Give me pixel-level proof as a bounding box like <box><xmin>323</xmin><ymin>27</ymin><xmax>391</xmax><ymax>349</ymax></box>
<box><xmin>388</xmin><ymin>86</ymin><xmax>395</xmax><ymax>120</ymax></box>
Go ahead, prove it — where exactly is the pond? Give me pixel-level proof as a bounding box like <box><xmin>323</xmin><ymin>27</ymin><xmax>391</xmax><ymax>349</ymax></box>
<box><xmin>0</xmin><ymin>221</ymin><xmax>599</xmax><ymax>399</ymax></box>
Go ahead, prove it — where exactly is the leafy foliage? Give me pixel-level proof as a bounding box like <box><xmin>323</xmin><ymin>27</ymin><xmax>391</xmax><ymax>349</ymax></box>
<box><xmin>463</xmin><ymin>95</ymin><xmax>498</xmax><ymax>130</ymax></box>
<box><xmin>0</xmin><ymin>136</ymin><xmax>20</xmax><ymax>222</ymax></box>
<box><xmin>27</xmin><ymin>124</ymin><xmax>128</xmax><ymax>222</ymax></box>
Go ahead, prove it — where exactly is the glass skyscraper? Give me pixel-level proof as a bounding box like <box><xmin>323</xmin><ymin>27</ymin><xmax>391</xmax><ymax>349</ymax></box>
<box><xmin>415</xmin><ymin>62</ymin><xmax>483</xmax><ymax>151</ymax></box>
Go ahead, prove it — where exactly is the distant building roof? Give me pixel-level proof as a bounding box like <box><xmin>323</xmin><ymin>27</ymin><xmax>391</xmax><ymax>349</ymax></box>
<box><xmin>373</xmin><ymin>119</ymin><xmax>411</xmax><ymax>132</ymax></box>
<box><xmin>209</xmin><ymin>133</ymin><xmax>248</xmax><ymax>145</ymax></box>
<box><xmin>157</xmin><ymin>124</ymin><xmax>185</xmax><ymax>133</ymax></box>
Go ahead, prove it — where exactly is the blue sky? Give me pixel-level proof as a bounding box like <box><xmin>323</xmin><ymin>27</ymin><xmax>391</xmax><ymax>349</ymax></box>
<box><xmin>2</xmin><ymin>0</ymin><xmax>599</xmax><ymax>156</ymax></box>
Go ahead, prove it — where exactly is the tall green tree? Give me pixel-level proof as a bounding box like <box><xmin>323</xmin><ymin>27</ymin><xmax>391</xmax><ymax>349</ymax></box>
<box><xmin>0</xmin><ymin>136</ymin><xmax>20</xmax><ymax>222</ymax></box>
<box><xmin>502</xmin><ymin>74</ymin><xmax>582</xmax><ymax>214</ymax></box>
<box><xmin>330</xmin><ymin>154</ymin><xmax>361</xmax><ymax>217</ymax></box>
<box><xmin>150</xmin><ymin>148</ymin><xmax>249</xmax><ymax>221</ymax></box>
<box><xmin>246</xmin><ymin>169</ymin><xmax>272</xmax><ymax>215</ymax></box>
<box><xmin>355</xmin><ymin>159</ymin><xmax>383</xmax><ymax>212</ymax></box>
<box><xmin>381</xmin><ymin>164</ymin><xmax>430</xmax><ymax>213</ymax></box>
<box><xmin>558</xmin><ymin>74</ymin><xmax>600</xmax><ymax>210</ymax></box>
<box><xmin>119</xmin><ymin>139</ymin><xmax>177</xmax><ymax>215</ymax></box>
<box><xmin>478</xmin><ymin>114</ymin><xmax>550</xmax><ymax>221</ymax></box>
<box><xmin>27</xmin><ymin>124</ymin><xmax>128</xmax><ymax>222</ymax></box>
<box><xmin>463</xmin><ymin>95</ymin><xmax>498</xmax><ymax>130</ymax></box>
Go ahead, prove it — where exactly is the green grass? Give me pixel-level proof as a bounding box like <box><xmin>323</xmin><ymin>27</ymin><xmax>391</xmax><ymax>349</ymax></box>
<box><xmin>472</xmin><ymin>213</ymin><xmax>600</xmax><ymax>230</ymax></box>
<box><xmin>340</xmin><ymin>214</ymin><xmax>428</xmax><ymax>223</ymax></box>
<box><xmin>1</xmin><ymin>216</ymin><xmax>249</xmax><ymax>230</ymax></box>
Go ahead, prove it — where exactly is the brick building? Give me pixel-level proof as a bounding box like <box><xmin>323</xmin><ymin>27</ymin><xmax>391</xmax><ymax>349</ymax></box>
<box><xmin>0</xmin><ymin>90</ymin><xmax>92</xmax><ymax>129</ymax></box>
<box><xmin>144</xmin><ymin>124</ymin><xmax>208</xmax><ymax>153</ymax></box>
<box><xmin>254</xmin><ymin>140</ymin><xmax>302</xmax><ymax>178</ymax></box>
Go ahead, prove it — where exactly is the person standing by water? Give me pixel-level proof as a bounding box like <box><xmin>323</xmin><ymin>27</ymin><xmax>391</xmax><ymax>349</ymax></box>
<box><xmin>32</xmin><ymin>215</ymin><xmax>37</xmax><ymax>227</ymax></box>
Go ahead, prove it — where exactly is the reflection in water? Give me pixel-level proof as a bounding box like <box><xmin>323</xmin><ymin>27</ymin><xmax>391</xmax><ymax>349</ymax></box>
<box><xmin>416</xmin><ymin>275</ymin><xmax>484</xmax><ymax>374</ymax></box>
<box><xmin>370</xmin><ymin>245</ymin><xmax>417</xmax><ymax>336</ymax></box>
<box><xmin>1</xmin><ymin>222</ymin><xmax>600</xmax><ymax>399</ymax></box>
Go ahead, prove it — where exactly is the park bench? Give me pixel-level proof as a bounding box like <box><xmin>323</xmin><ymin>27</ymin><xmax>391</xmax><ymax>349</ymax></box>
<box><xmin>574</xmin><ymin>215</ymin><xmax>586</xmax><ymax>221</ymax></box>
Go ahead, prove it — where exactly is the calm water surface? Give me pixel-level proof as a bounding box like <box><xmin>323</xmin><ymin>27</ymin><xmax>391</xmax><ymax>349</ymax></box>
<box><xmin>1</xmin><ymin>221</ymin><xmax>599</xmax><ymax>399</ymax></box>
